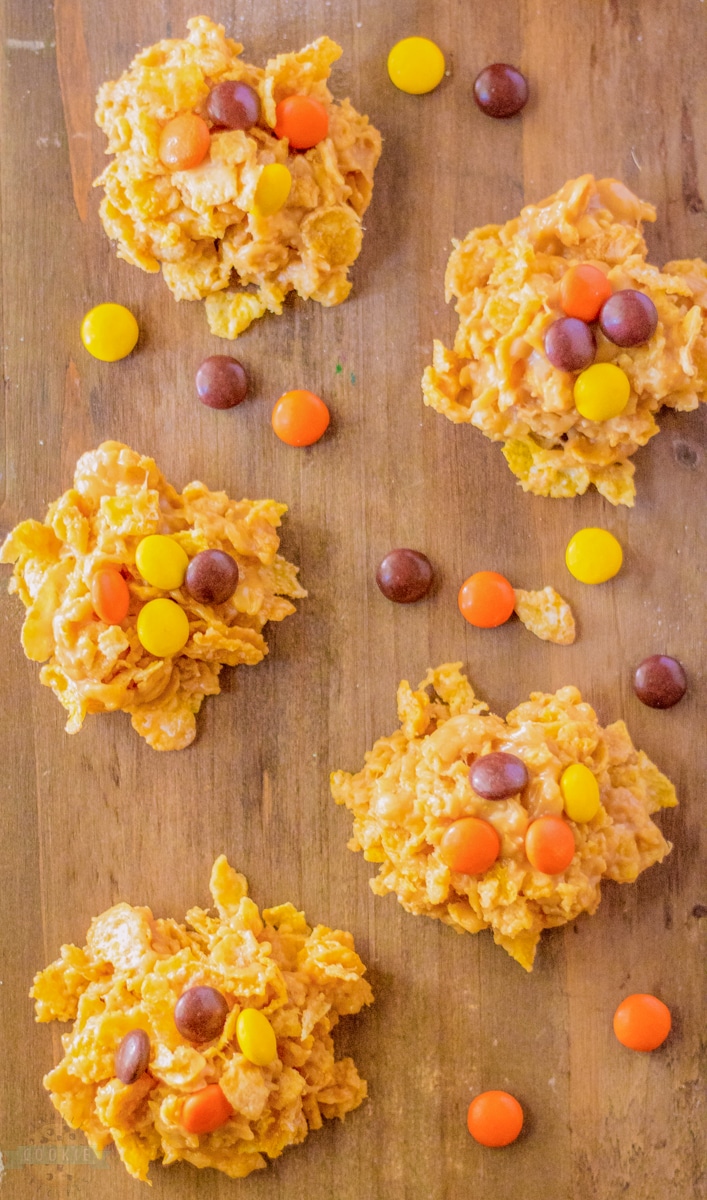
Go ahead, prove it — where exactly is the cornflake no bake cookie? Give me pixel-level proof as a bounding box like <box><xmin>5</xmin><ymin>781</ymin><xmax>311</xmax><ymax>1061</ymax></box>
<box><xmin>95</xmin><ymin>16</ymin><xmax>382</xmax><ymax>338</ymax></box>
<box><xmin>423</xmin><ymin>175</ymin><xmax>707</xmax><ymax>505</ymax></box>
<box><xmin>331</xmin><ymin>663</ymin><xmax>676</xmax><ymax>970</ymax></box>
<box><xmin>0</xmin><ymin>442</ymin><xmax>305</xmax><ymax>750</ymax></box>
<box><xmin>31</xmin><ymin>856</ymin><xmax>373</xmax><ymax>1182</ymax></box>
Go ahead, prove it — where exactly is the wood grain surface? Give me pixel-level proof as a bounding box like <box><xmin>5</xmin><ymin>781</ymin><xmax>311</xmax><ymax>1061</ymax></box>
<box><xmin>1</xmin><ymin>2</ymin><xmax>705</xmax><ymax>1198</ymax></box>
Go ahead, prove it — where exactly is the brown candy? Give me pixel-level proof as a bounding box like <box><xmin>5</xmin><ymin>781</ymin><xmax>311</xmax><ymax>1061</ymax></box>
<box><xmin>633</xmin><ymin>655</ymin><xmax>687</xmax><ymax>709</ymax></box>
<box><xmin>174</xmin><ymin>986</ymin><xmax>229</xmax><ymax>1042</ymax></box>
<box><xmin>473</xmin><ymin>63</ymin><xmax>529</xmax><ymax>118</ymax></box>
<box><xmin>206</xmin><ymin>81</ymin><xmax>260</xmax><ymax>131</ymax></box>
<box><xmin>376</xmin><ymin>549</ymin><xmax>434</xmax><ymax>604</ymax></box>
<box><xmin>114</xmin><ymin>1028</ymin><xmax>151</xmax><ymax>1084</ymax></box>
<box><xmin>185</xmin><ymin>550</ymin><xmax>239</xmax><ymax>605</ymax></box>
<box><xmin>196</xmin><ymin>356</ymin><xmax>248</xmax><ymax>409</ymax></box>
<box><xmin>470</xmin><ymin>751</ymin><xmax>529</xmax><ymax>799</ymax></box>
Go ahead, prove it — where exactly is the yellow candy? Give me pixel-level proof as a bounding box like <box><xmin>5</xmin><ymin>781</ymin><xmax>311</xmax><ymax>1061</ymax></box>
<box><xmin>236</xmin><ymin>1007</ymin><xmax>277</xmax><ymax>1066</ymax></box>
<box><xmin>251</xmin><ymin>163</ymin><xmax>292</xmax><ymax>218</ymax></box>
<box><xmin>574</xmin><ymin>362</ymin><xmax>630</xmax><ymax>421</ymax></box>
<box><xmin>137</xmin><ymin>598</ymin><xmax>189</xmax><ymax>658</ymax></box>
<box><xmin>565</xmin><ymin>527</ymin><xmax>623</xmax><ymax>585</ymax></box>
<box><xmin>81</xmin><ymin>303</ymin><xmax>139</xmax><ymax>362</ymax></box>
<box><xmin>561</xmin><ymin>763</ymin><xmax>601</xmax><ymax>823</ymax></box>
<box><xmin>135</xmin><ymin>535</ymin><xmax>188</xmax><ymax>590</ymax></box>
<box><xmin>387</xmin><ymin>36</ymin><xmax>446</xmax><ymax>95</ymax></box>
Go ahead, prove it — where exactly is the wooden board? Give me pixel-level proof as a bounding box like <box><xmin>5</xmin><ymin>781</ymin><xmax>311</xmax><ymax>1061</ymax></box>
<box><xmin>1</xmin><ymin>2</ymin><xmax>705</xmax><ymax>1197</ymax></box>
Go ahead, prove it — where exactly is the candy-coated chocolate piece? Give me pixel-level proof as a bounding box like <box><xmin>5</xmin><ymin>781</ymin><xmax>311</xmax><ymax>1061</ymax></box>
<box><xmin>136</xmin><ymin>535</ymin><xmax>188</xmax><ymax>591</ymax></box>
<box><xmin>81</xmin><ymin>303</ymin><xmax>139</xmax><ymax>362</ymax></box>
<box><xmin>159</xmin><ymin>112</ymin><xmax>210</xmax><ymax>169</ymax></box>
<box><xmin>470</xmin><ymin>752</ymin><xmax>529</xmax><ymax>799</ymax></box>
<box><xmin>181</xmin><ymin>1084</ymin><xmax>233</xmax><ymax>1134</ymax></box>
<box><xmin>560</xmin><ymin>264</ymin><xmax>613</xmax><ymax>322</ymax></box>
<box><xmin>376</xmin><ymin>549</ymin><xmax>433</xmax><ymax>603</ymax></box>
<box><xmin>544</xmin><ymin>317</ymin><xmax>596</xmax><ymax>372</ymax></box>
<box><xmin>525</xmin><ymin>815</ymin><xmax>575</xmax><ymax>874</ymax></box>
<box><xmin>92</xmin><ymin>567</ymin><xmax>130</xmax><ymax>624</ymax></box>
<box><xmin>439</xmin><ymin>817</ymin><xmax>500</xmax><ymax>875</ymax></box>
<box><xmin>274</xmin><ymin>94</ymin><xmax>329</xmax><ymax>149</ymax></box>
<box><xmin>633</xmin><ymin>655</ymin><xmax>687</xmax><ymax>709</ymax></box>
<box><xmin>613</xmin><ymin>993</ymin><xmax>671</xmax><ymax>1051</ymax></box>
<box><xmin>574</xmin><ymin>362</ymin><xmax>630</xmax><ymax>421</ymax></box>
<box><xmin>185</xmin><ymin>550</ymin><xmax>239</xmax><ymax>605</ymax></box>
<box><xmin>271</xmin><ymin>389</ymin><xmax>330</xmax><ymax>446</ymax></box>
<box><xmin>236</xmin><ymin>1008</ymin><xmax>277</xmax><ymax>1066</ymax></box>
<box><xmin>196</xmin><ymin>355</ymin><xmax>248</xmax><ymax>409</ymax></box>
<box><xmin>175</xmin><ymin>986</ymin><xmax>229</xmax><ymax>1043</ymax></box>
<box><xmin>473</xmin><ymin>63</ymin><xmax>528</xmax><ymax>118</ymax></box>
<box><xmin>467</xmin><ymin>1090</ymin><xmax>524</xmax><ymax>1146</ymax></box>
<box><xmin>137</xmin><ymin>598</ymin><xmax>189</xmax><ymax>658</ymax></box>
<box><xmin>599</xmin><ymin>289</ymin><xmax>658</xmax><ymax>347</ymax></box>
<box><xmin>458</xmin><ymin>571</ymin><xmax>515</xmax><ymax>628</ymax></box>
<box><xmin>251</xmin><ymin>162</ymin><xmax>292</xmax><ymax>217</ymax></box>
<box><xmin>115</xmin><ymin>1029</ymin><xmax>151</xmax><ymax>1084</ymax></box>
<box><xmin>206</xmin><ymin>81</ymin><xmax>260</xmax><ymax>130</ymax></box>
<box><xmin>387</xmin><ymin>36</ymin><xmax>445</xmax><ymax>95</ymax></box>
<box><xmin>560</xmin><ymin>763</ymin><xmax>600</xmax><ymax>822</ymax></box>
<box><xmin>565</xmin><ymin>527</ymin><xmax>623</xmax><ymax>584</ymax></box>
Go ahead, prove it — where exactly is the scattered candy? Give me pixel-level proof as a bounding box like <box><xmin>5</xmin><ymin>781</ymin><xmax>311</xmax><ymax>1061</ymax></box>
<box><xmin>387</xmin><ymin>36</ymin><xmax>446</xmax><ymax>95</ymax></box>
<box><xmin>196</xmin><ymin>355</ymin><xmax>248</xmax><ymax>409</ymax></box>
<box><xmin>574</xmin><ymin>362</ymin><xmax>630</xmax><ymax>421</ymax></box>
<box><xmin>473</xmin><ymin>63</ymin><xmax>528</xmax><ymax>118</ymax></box>
<box><xmin>135</xmin><ymin>534</ymin><xmax>188</xmax><ymax>591</ymax></box>
<box><xmin>251</xmin><ymin>162</ymin><xmax>292</xmax><ymax>217</ymax></box>
<box><xmin>560</xmin><ymin>763</ymin><xmax>601</xmax><ymax>823</ymax></box>
<box><xmin>91</xmin><ymin>567</ymin><xmax>130</xmax><ymax>624</ymax></box>
<box><xmin>274</xmin><ymin>94</ymin><xmax>329</xmax><ymax>149</ymax></box>
<box><xmin>376</xmin><ymin>549</ymin><xmax>433</xmax><ymax>603</ymax></box>
<box><xmin>458</xmin><ymin>570</ymin><xmax>515</xmax><ymax>628</ymax></box>
<box><xmin>236</xmin><ymin>1007</ymin><xmax>278</xmax><ymax>1066</ymax></box>
<box><xmin>560</xmin><ymin>264</ymin><xmax>613</xmax><ymax>322</ymax></box>
<box><xmin>613</xmin><ymin>993</ymin><xmax>671</xmax><ymax>1051</ymax></box>
<box><xmin>439</xmin><ymin>816</ymin><xmax>500</xmax><ymax>875</ymax></box>
<box><xmin>158</xmin><ymin>112</ymin><xmax>211</xmax><ymax>170</ymax></box>
<box><xmin>137</xmin><ymin>598</ymin><xmax>189</xmax><ymax>658</ymax></box>
<box><xmin>185</xmin><ymin>550</ymin><xmax>239</xmax><ymax>606</ymax></box>
<box><xmin>470</xmin><ymin>752</ymin><xmax>529</xmax><ymax>800</ymax></box>
<box><xmin>599</xmin><ymin>289</ymin><xmax>658</xmax><ymax>347</ymax></box>
<box><xmin>115</xmin><ymin>1029</ymin><xmax>151</xmax><ymax>1085</ymax></box>
<box><xmin>467</xmin><ymin>1090</ymin><xmax>524</xmax><ymax>1147</ymax></box>
<box><xmin>525</xmin><ymin>815</ymin><xmax>575</xmax><ymax>874</ymax></box>
<box><xmin>80</xmin><ymin>303</ymin><xmax>139</xmax><ymax>362</ymax></box>
<box><xmin>565</xmin><ymin>527</ymin><xmax>623</xmax><ymax>585</ymax></box>
<box><xmin>271</xmin><ymin>389</ymin><xmax>330</xmax><ymax>446</ymax></box>
<box><xmin>206</xmin><ymin>80</ymin><xmax>260</xmax><ymax>130</ymax></box>
<box><xmin>174</xmin><ymin>986</ymin><xmax>229</xmax><ymax>1043</ymax></box>
<box><xmin>181</xmin><ymin>1083</ymin><xmax>234</xmax><ymax>1134</ymax></box>
<box><xmin>544</xmin><ymin>317</ymin><xmax>596</xmax><ymax>373</ymax></box>
<box><xmin>633</xmin><ymin>655</ymin><xmax>687</xmax><ymax>709</ymax></box>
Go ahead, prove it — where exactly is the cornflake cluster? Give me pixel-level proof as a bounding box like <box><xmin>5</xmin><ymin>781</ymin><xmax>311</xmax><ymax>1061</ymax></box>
<box><xmin>0</xmin><ymin>442</ymin><xmax>305</xmax><ymax>750</ymax></box>
<box><xmin>95</xmin><ymin>16</ymin><xmax>382</xmax><ymax>338</ymax></box>
<box><xmin>31</xmin><ymin>857</ymin><xmax>373</xmax><ymax>1182</ymax></box>
<box><xmin>332</xmin><ymin>663</ymin><xmax>676</xmax><ymax>970</ymax></box>
<box><xmin>423</xmin><ymin>175</ymin><xmax>707</xmax><ymax>505</ymax></box>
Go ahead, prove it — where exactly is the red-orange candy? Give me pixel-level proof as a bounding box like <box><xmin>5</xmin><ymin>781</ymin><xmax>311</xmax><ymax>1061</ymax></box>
<box><xmin>560</xmin><ymin>264</ymin><xmax>612</xmax><ymax>322</ymax></box>
<box><xmin>271</xmin><ymin>389</ymin><xmax>330</xmax><ymax>446</ymax></box>
<box><xmin>92</xmin><ymin>568</ymin><xmax>130</xmax><ymax>624</ymax></box>
<box><xmin>467</xmin><ymin>1090</ymin><xmax>524</xmax><ymax>1147</ymax></box>
<box><xmin>159</xmin><ymin>113</ymin><xmax>211</xmax><ymax>170</ymax></box>
<box><xmin>440</xmin><ymin>817</ymin><xmax>500</xmax><ymax>875</ymax></box>
<box><xmin>180</xmin><ymin>1084</ymin><xmax>233</xmax><ymax>1134</ymax></box>
<box><xmin>525</xmin><ymin>815</ymin><xmax>575</xmax><ymax>874</ymax></box>
<box><xmin>274</xmin><ymin>95</ymin><xmax>329</xmax><ymax>149</ymax></box>
<box><xmin>458</xmin><ymin>571</ymin><xmax>515</xmax><ymax>628</ymax></box>
<box><xmin>613</xmin><ymin>993</ymin><xmax>672</xmax><ymax>1051</ymax></box>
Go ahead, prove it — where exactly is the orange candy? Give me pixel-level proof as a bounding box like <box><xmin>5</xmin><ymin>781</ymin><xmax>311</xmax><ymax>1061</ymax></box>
<box><xmin>525</xmin><ymin>815</ymin><xmax>575</xmax><ymax>874</ymax></box>
<box><xmin>91</xmin><ymin>568</ymin><xmax>130</xmax><ymax>625</ymax></box>
<box><xmin>271</xmin><ymin>389</ymin><xmax>330</xmax><ymax>446</ymax></box>
<box><xmin>613</xmin><ymin>993</ymin><xmax>672</xmax><ymax>1052</ymax></box>
<box><xmin>274</xmin><ymin>95</ymin><xmax>329</xmax><ymax>149</ymax></box>
<box><xmin>180</xmin><ymin>1084</ymin><xmax>234</xmax><ymax>1134</ymax></box>
<box><xmin>467</xmin><ymin>1090</ymin><xmax>524</xmax><ymax>1147</ymax></box>
<box><xmin>440</xmin><ymin>817</ymin><xmax>500</xmax><ymax>875</ymax></box>
<box><xmin>560</xmin><ymin>264</ymin><xmax>612</xmax><ymax>322</ymax></box>
<box><xmin>159</xmin><ymin>113</ymin><xmax>211</xmax><ymax>170</ymax></box>
<box><xmin>458</xmin><ymin>571</ymin><xmax>515</xmax><ymax>628</ymax></box>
